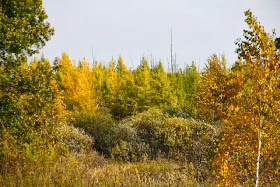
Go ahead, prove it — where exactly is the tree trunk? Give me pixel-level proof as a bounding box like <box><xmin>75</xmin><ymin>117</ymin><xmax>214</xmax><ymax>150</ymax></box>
<box><xmin>255</xmin><ymin>131</ymin><xmax>262</xmax><ymax>187</ymax></box>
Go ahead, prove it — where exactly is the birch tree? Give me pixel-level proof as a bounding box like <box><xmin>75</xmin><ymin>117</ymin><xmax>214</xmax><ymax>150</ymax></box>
<box><xmin>213</xmin><ymin>10</ymin><xmax>280</xmax><ymax>186</ymax></box>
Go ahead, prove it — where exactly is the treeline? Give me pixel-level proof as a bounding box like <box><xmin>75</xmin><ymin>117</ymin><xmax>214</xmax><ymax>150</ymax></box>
<box><xmin>52</xmin><ymin>52</ymin><xmax>226</xmax><ymax>121</ymax></box>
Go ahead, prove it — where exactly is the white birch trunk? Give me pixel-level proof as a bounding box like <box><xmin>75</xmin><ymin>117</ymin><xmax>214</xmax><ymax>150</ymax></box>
<box><xmin>255</xmin><ymin>131</ymin><xmax>262</xmax><ymax>187</ymax></box>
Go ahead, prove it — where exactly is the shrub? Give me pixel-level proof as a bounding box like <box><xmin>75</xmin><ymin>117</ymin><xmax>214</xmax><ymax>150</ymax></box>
<box><xmin>185</xmin><ymin>118</ymin><xmax>219</xmax><ymax>182</ymax></box>
<box><xmin>112</xmin><ymin>109</ymin><xmax>219</xmax><ymax>182</ymax></box>
<box><xmin>111</xmin><ymin>123</ymin><xmax>149</xmax><ymax>161</ymax></box>
<box><xmin>164</xmin><ymin>105</ymin><xmax>187</xmax><ymax>118</ymax></box>
<box><xmin>68</xmin><ymin>110</ymin><xmax>115</xmax><ymax>157</ymax></box>
<box><xmin>113</xmin><ymin>109</ymin><xmax>218</xmax><ymax>158</ymax></box>
<box><xmin>0</xmin><ymin>127</ymin><xmax>106</xmax><ymax>187</ymax></box>
<box><xmin>56</xmin><ymin>123</ymin><xmax>93</xmax><ymax>153</ymax></box>
<box><xmin>67</xmin><ymin>108</ymin><xmax>219</xmax><ymax>183</ymax></box>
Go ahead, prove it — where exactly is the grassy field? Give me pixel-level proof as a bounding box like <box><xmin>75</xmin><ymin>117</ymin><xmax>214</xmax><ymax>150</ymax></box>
<box><xmin>0</xmin><ymin>152</ymin><xmax>204</xmax><ymax>186</ymax></box>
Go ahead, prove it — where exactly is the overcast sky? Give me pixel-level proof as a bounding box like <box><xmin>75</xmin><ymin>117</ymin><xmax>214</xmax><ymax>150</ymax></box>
<box><xmin>40</xmin><ymin>0</ymin><xmax>280</xmax><ymax>70</ymax></box>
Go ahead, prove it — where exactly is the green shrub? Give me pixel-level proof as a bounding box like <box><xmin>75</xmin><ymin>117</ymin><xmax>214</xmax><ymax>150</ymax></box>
<box><xmin>68</xmin><ymin>110</ymin><xmax>115</xmax><ymax>157</ymax></box>
<box><xmin>111</xmin><ymin>123</ymin><xmax>149</xmax><ymax>161</ymax></box>
<box><xmin>164</xmin><ymin>105</ymin><xmax>187</xmax><ymax>118</ymax></box>
<box><xmin>67</xmin><ymin>108</ymin><xmax>219</xmax><ymax>183</ymax></box>
<box><xmin>116</xmin><ymin>109</ymin><xmax>191</xmax><ymax>160</ymax></box>
<box><xmin>0</xmin><ymin>58</ymin><xmax>66</xmax><ymax>144</ymax></box>
<box><xmin>112</xmin><ymin>109</ymin><xmax>219</xmax><ymax>182</ymax></box>
<box><xmin>185</xmin><ymin>118</ymin><xmax>219</xmax><ymax>182</ymax></box>
<box><xmin>56</xmin><ymin>123</ymin><xmax>93</xmax><ymax>153</ymax></box>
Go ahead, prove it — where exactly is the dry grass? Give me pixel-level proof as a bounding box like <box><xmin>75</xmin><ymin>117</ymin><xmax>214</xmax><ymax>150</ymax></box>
<box><xmin>0</xmin><ymin>152</ymin><xmax>199</xmax><ymax>187</ymax></box>
<box><xmin>89</xmin><ymin>159</ymin><xmax>197</xmax><ymax>186</ymax></box>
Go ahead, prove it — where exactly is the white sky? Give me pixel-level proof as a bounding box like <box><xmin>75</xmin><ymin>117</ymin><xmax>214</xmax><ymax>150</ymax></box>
<box><xmin>40</xmin><ymin>0</ymin><xmax>280</xmax><ymax>70</ymax></box>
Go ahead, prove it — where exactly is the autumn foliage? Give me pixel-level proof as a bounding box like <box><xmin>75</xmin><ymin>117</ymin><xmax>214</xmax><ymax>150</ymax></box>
<box><xmin>1</xmin><ymin>3</ymin><xmax>280</xmax><ymax>186</ymax></box>
<box><xmin>212</xmin><ymin>10</ymin><xmax>280</xmax><ymax>186</ymax></box>
<box><xmin>53</xmin><ymin>53</ymin><xmax>203</xmax><ymax>120</ymax></box>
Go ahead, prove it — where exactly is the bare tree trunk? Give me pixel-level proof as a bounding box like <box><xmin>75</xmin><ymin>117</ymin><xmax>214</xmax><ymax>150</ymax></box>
<box><xmin>255</xmin><ymin>131</ymin><xmax>262</xmax><ymax>187</ymax></box>
<box><xmin>170</xmin><ymin>28</ymin><xmax>173</xmax><ymax>73</ymax></box>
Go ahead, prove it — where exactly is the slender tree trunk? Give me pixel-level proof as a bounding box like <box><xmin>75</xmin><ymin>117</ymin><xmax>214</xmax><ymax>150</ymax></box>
<box><xmin>212</xmin><ymin>99</ymin><xmax>215</xmax><ymax>122</ymax></box>
<box><xmin>255</xmin><ymin>131</ymin><xmax>262</xmax><ymax>187</ymax></box>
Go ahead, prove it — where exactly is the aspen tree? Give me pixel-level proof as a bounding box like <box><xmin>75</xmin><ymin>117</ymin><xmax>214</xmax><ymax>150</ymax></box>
<box><xmin>213</xmin><ymin>10</ymin><xmax>280</xmax><ymax>186</ymax></box>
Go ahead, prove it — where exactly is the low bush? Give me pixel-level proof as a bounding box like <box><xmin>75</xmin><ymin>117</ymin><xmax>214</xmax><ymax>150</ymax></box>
<box><xmin>67</xmin><ymin>109</ymin><xmax>219</xmax><ymax>183</ymax></box>
<box><xmin>164</xmin><ymin>105</ymin><xmax>187</xmax><ymax>118</ymax></box>
<box><xmin>0</xmin><ymin>127</ymin><xmax>106</xmax><ymax>187</ymax></box>
<box><xmin>68</xmin><ymin>110</ymin><xmax>116</xmax><ymax>157</ymax></box>
<box><xmin>56</xmin><ymin>123</ymin><xmax>93</xmax><ymax>153</ymax></box>
<box><xmin>112</xmin><ymin>109</ymin><xmax>219</xmax><ymax>182</ymax></box>
<box><xmin>111</xmin><ymin>122</ymin><xmax>149</xmax><ymax>161</ymax></box>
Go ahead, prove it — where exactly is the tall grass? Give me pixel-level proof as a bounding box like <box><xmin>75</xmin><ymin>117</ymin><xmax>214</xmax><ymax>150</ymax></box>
<box><xmin>1</xmin><ymin>152</ymin><xmax>199</xmax><ymax>186</ymax></box>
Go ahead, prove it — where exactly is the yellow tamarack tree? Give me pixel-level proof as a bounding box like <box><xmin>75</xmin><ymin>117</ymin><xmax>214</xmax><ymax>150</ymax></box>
<box><xmin>150</xmin><ymin>62</ymin><xmax>172</xmax><ymax>108</ymax></box>
<box><xmin>212</xmin><ymin>10</ymin><xmax>280</xmax><ymax>186</ymax></box>
<box><xmin>183</xmin><ymin>62</ymin><xmax>201</xmax><ymax>117</ymax></box>
<box><xmin>75</xmin><ymin>58</ymin><xmax>98</xmax><ymax>112</ymax></box>
<box><xmin>134</xmin><ymin>57</ymin><xmax>152</xmax><ymax>112</ymax></box>
<box><xmin>167</xmin><ymin>70</ymin><xmax>184</xmax><ymax>108</ymax></box>
<box><xmin>91</xmin><ymin>62</ymin><xmax>106</xmax><ymax>107</ymax></box>
<box><xmin>54</xmin><ymin>52</ymin><xmax>98</xmax><ymax>112</ymax></box>
<box><xmin>105</xmin><ymin>56</ymin><xmax>137</xmax><ymax>119</ymax></box>
<box><xmin>174</xmin><ymin>69</ymin><xmax>187</xmax><ymax>109</ymax></box>
<box><xmin>54</xmin><ymin>52</ymin><xmax>75</xmax><ymax>111</ymax></box>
